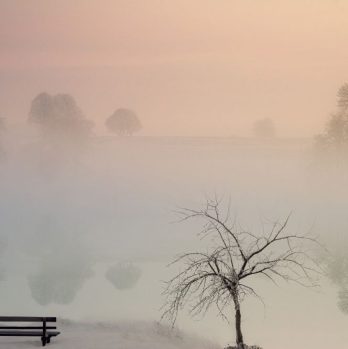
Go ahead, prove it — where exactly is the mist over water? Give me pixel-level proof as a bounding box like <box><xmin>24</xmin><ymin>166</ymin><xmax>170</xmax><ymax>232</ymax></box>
<box><xmin>0</xmin><ymin>127</ymin><xmax>347</xmax><ymax>347</ymax></box>
<box><xmin>1</xmin><ymin>1</ymin><xmax>348</xmax><ymax>348</ymax></box>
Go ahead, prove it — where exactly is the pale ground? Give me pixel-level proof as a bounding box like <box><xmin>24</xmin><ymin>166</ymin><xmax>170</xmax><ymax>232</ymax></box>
<box><xmin>0</xmin><ymin>320</ymin><xmax>219</xmax><ymax>349</ymax></box>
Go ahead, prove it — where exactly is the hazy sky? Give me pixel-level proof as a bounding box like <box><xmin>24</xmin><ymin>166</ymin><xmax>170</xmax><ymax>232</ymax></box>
<box><xmin>1</xmin><ymin>0</ymin><xmax>348</xmax><ymax>136</ymax></box>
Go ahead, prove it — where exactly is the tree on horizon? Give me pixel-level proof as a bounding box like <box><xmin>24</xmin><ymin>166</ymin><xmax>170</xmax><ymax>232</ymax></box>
<box><xmin>105</xmin><ymin>108</ymin><xmax>142</xmax><ymax>136</ymax></box>
<box><xmin>315</xmin><ymin>83</ymin><xmax>348</xmax><ymax>152</ymax></box>
<box><xmin>28</xmin><ymin>92</ymin><xmax>94</xmax><ymax>145</ymax></box>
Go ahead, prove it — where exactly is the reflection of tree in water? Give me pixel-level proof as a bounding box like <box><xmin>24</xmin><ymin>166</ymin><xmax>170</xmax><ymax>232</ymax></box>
<box><xmin>325</xmin><ymin>244</ymin><xmax>348</xmax><ymax>314</ymax></box>
<box><xmin>106</xmin><ymin>262</ymin><xmax>142</xmax><ymax>290</ymax></box>
<box><xmin>0</xmin><ymin>236</ymin><xmax>7</xmax><ymax>282</ymax></box>
<box><xmin>27</xmin><ymin>216</ymin><xmax>95</xmax><ymax>305</ymax></box>
<box><xmin>28</xmin><ymin>252</ymin><xmax>94</xmax><ymax>305</ymax></box>
<box><xmin>338</xmin><ymin>288</ymin><xmax>348</xmax><ymax>314</ymax></box>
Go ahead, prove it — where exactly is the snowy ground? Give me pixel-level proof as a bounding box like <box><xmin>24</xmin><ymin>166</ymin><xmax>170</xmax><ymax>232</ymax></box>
<box><xmin>0</xmin><ymin>320</ymin><xmax>219</xmax><ymax>349</ymax></box>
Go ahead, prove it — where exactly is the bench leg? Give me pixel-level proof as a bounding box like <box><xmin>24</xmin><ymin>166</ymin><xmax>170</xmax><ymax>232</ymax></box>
<box><xmin>41</xmin><ymin>336</ymin><xmax>46</xmax><ymax>347</ymax></box>
<box><xmin>47</xmin><ymin>337</ymin><xmax>51</xmax><ymax>344</ymax></box>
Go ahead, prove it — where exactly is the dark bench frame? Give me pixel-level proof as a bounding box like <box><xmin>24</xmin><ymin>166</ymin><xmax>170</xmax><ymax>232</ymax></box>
<box><xmin>0</xmin><ymin>316</ymin><xmax>60</xmax><ymax>346</ymax></box>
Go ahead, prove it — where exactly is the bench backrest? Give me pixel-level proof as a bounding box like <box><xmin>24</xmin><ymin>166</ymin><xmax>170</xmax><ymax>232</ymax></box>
<box><xmin>0</xmin><ymin>317</ymin><xmax>57</xmax><ymax>333</ymax></box>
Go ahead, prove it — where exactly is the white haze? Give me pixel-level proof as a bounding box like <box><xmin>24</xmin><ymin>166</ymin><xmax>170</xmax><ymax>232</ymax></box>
<box><xmin>0</xmin><ymin>126</ymin><xmax>348</xmax><ymax>348</ymax></box>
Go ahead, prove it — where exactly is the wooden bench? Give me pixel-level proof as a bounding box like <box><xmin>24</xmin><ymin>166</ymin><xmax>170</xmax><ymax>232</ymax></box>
<box><xmin>0</xmin><ymin>316</ymin><xmax>60</xmax><ymax>346</ymax></box>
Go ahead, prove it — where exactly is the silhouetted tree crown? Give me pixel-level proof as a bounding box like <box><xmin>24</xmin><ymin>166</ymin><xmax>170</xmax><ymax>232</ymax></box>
<box><xmin>0</xmin><ymin>118</ymin><xmax>5</xmax><ymax>160</ymax></box>
<box><xmin>28</xmin><ymin>92</ymin><xmax>93</xmax><ymax>140</ymax></box>
<box><xmin>0</xmin><ymin>118</ymin><xmax>5</xmax><ymax>132</ymax></box>
<box><xmin>105</xmin><ymin>108</ymin><xmax>142</xmax><ymax>136</ymax></box>
<box><xmin>315</xmin><ymin>83</ymin><xmax>348</xmax><ymax>151</ymax></box>
<box><xmin>252</xmin><ymin>118</ymin><xmax>276</xmax><ymax>139</ymax></box>
<box><xmin>337</xmin><ymin>83</ymin><xmax>348</xmax><ymax>111</ymax></box>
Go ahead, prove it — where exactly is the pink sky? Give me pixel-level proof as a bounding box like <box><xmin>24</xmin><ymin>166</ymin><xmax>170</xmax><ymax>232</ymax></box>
<box><xmin>1</xmin><ymin>0</ymin><xmax>348</xmax><ymax>136</ymax></box>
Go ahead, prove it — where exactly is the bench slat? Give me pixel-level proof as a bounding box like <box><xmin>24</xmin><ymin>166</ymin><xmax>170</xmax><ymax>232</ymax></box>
<box><xmin>0</xmin><ymin>326</ymin><xmax>56</xmax><ymax>330</ymax></box>
<box><xmin>0</xmin><ymin>316</ymin><xmax>56</xmax><ymax>322</ymax></box>
<box><xmin>0</xmin><ymin>330</ymin><xmax>60</xmax><ymax>337</ymax></box>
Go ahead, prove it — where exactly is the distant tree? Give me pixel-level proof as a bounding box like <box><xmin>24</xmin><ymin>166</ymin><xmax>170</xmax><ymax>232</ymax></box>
<box><xmin>0</xmin><ymin>118</ymin><xmax>6</xmax><ymax>161</ymax></box>
<box><xmin>252</xmin><ymin>118</ymin><xmax>276</xmax><ymax>139</ymax></box>
<box><xmin>0</xmin><ymin>118</ymin><xmax>5</xmax><ymax>132</ymax></box>
<box><xmin>28</xmin><ymin>93</ymin><xmax>94</xmax><ymax>174</ymax></box>
<box><xmin>337</xmin><ymin>83</ymin><xmax>348</xmax><ymax>111</ymax></box>
<box><xmin>28</xmin><ymin>92</ymin><xmax>93</xmax><ymax>143</ymax></box>
<box><xmin>315</xmin><ymin>83</ymin><xmax>348</xmax><ymax>152</ymax></box>
<box><xmin>162</xmin><ymin>198</ymin><xmax>322</xmax><ymax>349</ymax></box>
<box><xmin>105</xmin><ymin>108</ymin><xmax>142</xmax><ymax>136</ymax></box>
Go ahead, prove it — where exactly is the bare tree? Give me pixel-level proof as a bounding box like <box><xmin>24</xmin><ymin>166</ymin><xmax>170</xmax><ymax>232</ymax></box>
<box><xmin>162</xmin><ymin>198</ymin><xmax>322</xmax><ymax>349</ymax></box>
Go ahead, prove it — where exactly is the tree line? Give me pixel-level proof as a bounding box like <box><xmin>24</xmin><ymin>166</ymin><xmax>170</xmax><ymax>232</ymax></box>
<box><xmin>29</xmin><ymin>92</ymin><xmax>143</xmax><ymax>140</ymax></box>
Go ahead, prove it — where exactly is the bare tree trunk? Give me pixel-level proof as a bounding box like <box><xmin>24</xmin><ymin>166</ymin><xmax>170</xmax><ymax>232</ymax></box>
<box><xmin>233</xmin><ymin>296</ymin><xmax>244</xmax><ymax>348</ymax></box>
